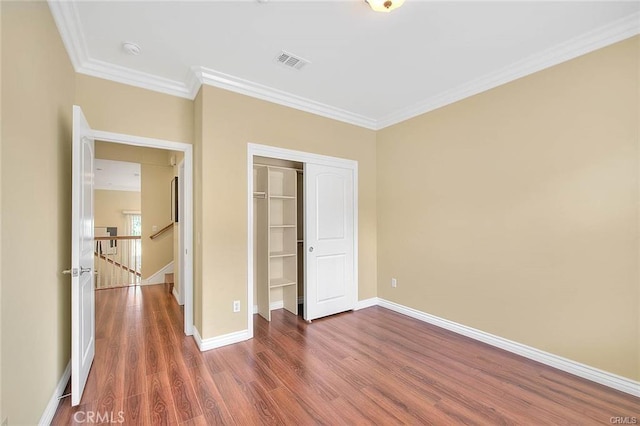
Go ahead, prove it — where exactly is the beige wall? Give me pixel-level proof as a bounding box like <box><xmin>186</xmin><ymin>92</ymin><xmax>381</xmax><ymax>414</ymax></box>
<box><xmin>377</xmin><ymin>36</ymin><xmax>640</xmax><ymax>380</ymax></box>
<box><xmin>95</xmin><ymin>143</ymin><xmax>175</xmax><ymax>279</ymax></box>
<box><xmin>141</xmin><ymin>163</ymin><xmax>175</xmax><ymax>278</ymax></box>
<box><xmin>0</xmin><ymin>1</ymin><xmax>75</xmax><ymax>423</ymax></box>
<box><xmin>197</xmin><ymin>85</ymin><xmax>377</xmax><ymax>338</ymax></box>
<box><xmin>75</xmin><ymin>74</ymin><xmax>194</xmax><ymax>143</ymax></box>
<box><xmin>94</xmin><ymin>189</ymin><xmax>141</xmax><ymax>231</ymax></box>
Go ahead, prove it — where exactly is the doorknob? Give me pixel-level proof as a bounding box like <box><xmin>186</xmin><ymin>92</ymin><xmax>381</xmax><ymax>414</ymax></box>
<box><xmin>62</xmin><ymin>268</ymin><xmax>78</xmax><ymax>277</ymax></box>
<box><xmin>309</xmin><ymin>246</ymin><xmax>314</xmax><ymax>252</ymax></box>
<box><xmin>63</xmin><ymin>267</ymin><xmax>91</xmax><ymax>277</ymax></box>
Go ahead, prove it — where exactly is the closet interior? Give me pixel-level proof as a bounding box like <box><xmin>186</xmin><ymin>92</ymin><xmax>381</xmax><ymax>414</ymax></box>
<box><xmin>253</xmin><ymin>156</ymin><xmax>304</xmax><ymax>321</ymax></box>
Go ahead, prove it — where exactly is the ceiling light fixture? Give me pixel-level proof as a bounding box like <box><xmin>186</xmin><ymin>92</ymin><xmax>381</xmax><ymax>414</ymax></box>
<box><xmin>366</xmin><ymin>0</ymin><xmax>405</xmax><ymax>13</ymax></box>
<box><xmin>122</xmin><ymin>42</ymin><xmax>141</xmax><ymax>56</ymax></box>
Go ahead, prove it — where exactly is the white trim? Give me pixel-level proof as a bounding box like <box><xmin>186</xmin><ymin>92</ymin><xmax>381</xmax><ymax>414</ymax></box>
<box><xmin>192</xmin><ymin>327</ymin><xmax>251</xmax><ymax>352</ymax></box>
<box><xmin>39</xmin><ymin>360</ymin><xmax>71</xmax><ymax>426</ymax></box>
<box><xmin>354</xmin><ymin>297</ymin><xmax>379</xmax><ymax>311</ymax></box>
<box><xmin>376</xmin><ymin>298</ymin><xmax>640</xmax><ymax>398</ymax></box>
<box><xmin>141</xmin><ymin>261</ymin><xmax>174</xmax><ymax>285</ymax></box>
<box><xmin>89</xmin><ymin>127</ymin><xmax>194</xmax><ymax>336</ymax></box>
<box><xmin>172</xmin><ymin>286</ymin><xmax>182</xmax><ymax>306</ymax></box>
<box><xmin>247</xmin><ymin>143</ymin><xmax>359</xmax><ymax>335</ymax></box>
<box><xmin>50</xmin><ymin>2</ymin><xmax>640</xmax><ymax>131</ymax></box>
<box><xmin>79</xmin><ymin>59</ymin><xmax>192</xmax><ymax>100</ymax></box>
<box><xmin>194</xmin><ymin>66</ymin><xmax>377</xmax><ymax>129</ymax></box>
<box><xmin>48</xmin><ymin>1</ymin><xmax>87</xmax><ymax>71</ymax></box>
<box><xmin>177</xmin><ymin>160</ymin><xmax>186</xmax><ymax>306</ymax></box>
<box><xmin>376</xmin><ymin>12</ymin><xmax>640</xmax><ymax>129</ymax></box>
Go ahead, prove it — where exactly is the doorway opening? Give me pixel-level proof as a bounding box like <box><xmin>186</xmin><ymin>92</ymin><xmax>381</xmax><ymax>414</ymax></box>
<box><xmin>93</xmin><ymin>143</ymin><xmax>182</xmax><ymax>298</ymax></box>
<box><xmin>92</xmin><ymin>129</ymin><xmax>193</xmax><ymax>336</ymax></box>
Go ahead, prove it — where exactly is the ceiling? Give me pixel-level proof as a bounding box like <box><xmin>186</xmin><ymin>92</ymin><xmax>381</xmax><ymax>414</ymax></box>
<box><xmin>94</xmin><ymin>159</ymin><xmax>141</xmax><ymax>192</ymax></box>
<box><xmin>49</xmin><ymin>1</ymin><xmax>639</xmax><ymax>130</ymax></box>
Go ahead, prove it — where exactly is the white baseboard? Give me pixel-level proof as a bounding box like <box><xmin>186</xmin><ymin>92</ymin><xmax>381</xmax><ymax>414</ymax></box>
<box><xmin>193</xmin><ymin>326</ymin><xmax>252</xmax><ymax>351</ymax></box>
<box><xmin>354</xmin><ymin>297</ymin><xmax>379</xmax><ymax>310</ymax></box>
<box><xmin>141</xmin><ymin>261</ymin><xmax>174</xmax><ymax>285</ymax></box>
<box><xmin>376</xmin><ymin>298</ymin><xmax>640</xmax><ymax>397</ymax></box>
<box><xmin>39</xmin><ymin>360</ymin><xmax>71</xmax><ymax>426</ymax></box>
<box><xmin>172</xmin><ymin>286</ymin><xmax>182</xmax><ymax>306</ymax></box>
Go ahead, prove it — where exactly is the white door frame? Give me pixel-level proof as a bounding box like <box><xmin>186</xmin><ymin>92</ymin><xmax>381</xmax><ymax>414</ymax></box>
<box><xmin>247</xmin><ymin>143</ymin><xmax>358</xmax><ymax>336</ymax></box>
<box><xmin>178</xmin><ymin>160</ymin><xmax>186</xmax><ymax>305</ymax></box>
<box><xmin>93</xmin><ymin>129</ymin><xmax>194</xmax><ymax>336</ymax></box>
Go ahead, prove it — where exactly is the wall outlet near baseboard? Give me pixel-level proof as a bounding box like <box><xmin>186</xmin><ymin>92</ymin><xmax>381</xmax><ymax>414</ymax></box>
<box><xmin>391</xmin><ymin>278</ymin><xmax>397</xmax><ymax>288</ymax></box>
<box><xmin>233</xmin><ymin>300</ymin><xmax>240</xmax><ymax>312</ymax></box>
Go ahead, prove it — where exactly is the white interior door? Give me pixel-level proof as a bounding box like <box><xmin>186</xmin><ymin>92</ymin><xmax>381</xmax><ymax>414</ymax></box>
<box><xmin>70</xmin><ymin>105</ymin><xmax>96</xmax><ymax>406</ymax></box>
<box><xmin>304</xmin><ymin>163</ymin><xmax>355</xmax><ymax>321</ymax></box>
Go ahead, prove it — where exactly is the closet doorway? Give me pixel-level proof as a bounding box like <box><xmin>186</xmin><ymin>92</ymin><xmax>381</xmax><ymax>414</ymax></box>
<box><xmin>247</xmin><ymin>144</ymin><xmax>358</xmax><ymax>333</ymax></box>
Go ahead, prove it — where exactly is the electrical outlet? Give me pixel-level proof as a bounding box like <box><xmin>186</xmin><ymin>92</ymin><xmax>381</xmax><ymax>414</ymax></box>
<box><xmin>391</xmin><ymin>278</ymin><xmax>397</xmax><ymax>288</ymax></box>
<box><xmin>233</xmin><ymin>300</ymin><xmax>241</xmax><ymax>312</ymax></box>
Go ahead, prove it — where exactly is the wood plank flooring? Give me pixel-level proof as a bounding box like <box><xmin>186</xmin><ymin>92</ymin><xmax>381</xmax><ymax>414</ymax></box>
<box><xmin>52</xmin><ymin>285</ymin><xmax>639</xmax><ymax>425</ymax></box>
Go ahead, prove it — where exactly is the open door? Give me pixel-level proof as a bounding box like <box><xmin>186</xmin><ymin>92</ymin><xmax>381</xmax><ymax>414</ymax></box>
<box><xmin>70</xmin><ymin>105</ymin><xmax>95</xmax><ymax>406</ymax></box>
<box><xmin>304</xmin><ymin>163</ymin><xmax>355</xmax><ymax>321</ymax></box>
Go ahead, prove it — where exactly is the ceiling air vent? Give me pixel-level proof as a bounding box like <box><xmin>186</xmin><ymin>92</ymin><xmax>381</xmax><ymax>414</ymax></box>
<box><xmin>274</xmin><ymin>51</ymin><xmax>310</xmax><ymax>70</ymax></box>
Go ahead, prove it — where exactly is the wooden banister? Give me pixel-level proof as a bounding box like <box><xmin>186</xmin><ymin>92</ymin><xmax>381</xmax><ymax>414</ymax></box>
<box><xmin>150</xmin><ymin>223</ymin><xmax>173</xmax><ymax>240</ymax></box>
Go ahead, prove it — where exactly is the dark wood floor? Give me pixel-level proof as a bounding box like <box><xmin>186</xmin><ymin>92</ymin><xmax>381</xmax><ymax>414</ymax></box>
<box><xmin>52</xmin><ymin>285</ymin><xmax>639</xmax><ymax>425</ymax></box>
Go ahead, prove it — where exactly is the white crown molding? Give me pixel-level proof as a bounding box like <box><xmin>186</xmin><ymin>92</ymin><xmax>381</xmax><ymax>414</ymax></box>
<box><xmin>49</xmin><ymin>0</ymin><xmax>639</xmax><ymax>130</ymax></box>
<box><xmin>192</xmin><ymin>66</ymin><xmax>378</xmax><ymax>129</ymax></box>
<box><xmin>48</xmin><ymin>0</ymin><xmax>193</xmax><ymax>99</ymax></box>
<box><xmin>376</xmin><ymin>11</ymin><xmax>640</xmax><ymax>129</ymax></box>
<box><xmin>376</xmin><ymin>298</ymin><xmax>640</xmax><ymax>397</ymax></box>
<box><xmin>48</xmin><ymin>1</ymin><xmax>87</xmax><ymax>71</ymax></box>
<box><xmin>79</xmin><ymin>58</ymin><xmax>193</xmax><ymax>100</ymax></box>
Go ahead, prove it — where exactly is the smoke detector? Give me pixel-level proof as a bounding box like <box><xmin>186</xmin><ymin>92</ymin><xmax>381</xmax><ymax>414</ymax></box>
<box><xmin>274</xmin><ymin>51</ymin><xmax>310</xmax><ymax>71</ymax></box>
<box><xmin>122</xmin><ymin>42</ymin><xmax>141</xmax><ymax>56</ymax></box>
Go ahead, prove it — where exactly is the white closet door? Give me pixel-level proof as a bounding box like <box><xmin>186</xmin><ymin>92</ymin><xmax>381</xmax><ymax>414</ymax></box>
<box><xmin>304</xmin><ymin>163</ymin><xmax>355</xmax><ymax>321</ymax></box>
